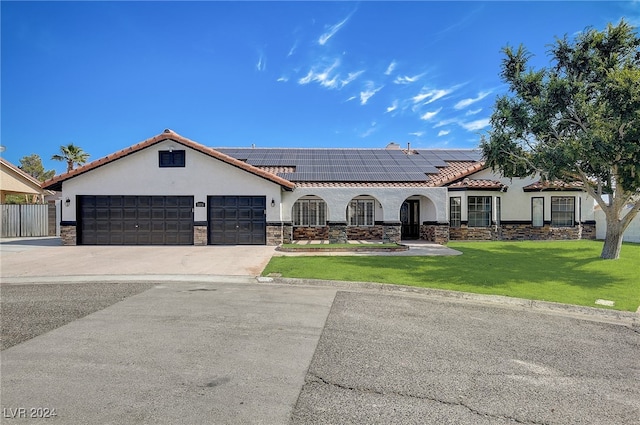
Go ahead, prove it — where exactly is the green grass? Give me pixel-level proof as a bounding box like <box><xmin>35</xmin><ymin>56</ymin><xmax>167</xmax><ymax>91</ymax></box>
<box><xmin>263</xmin><ymin>240</ymin><xmax>640</xmax><ymax>312</ymax></box>
<box><xmin>279</xmin><ymin>243</ymin><xmax>401</xmax><ymax>249</ymax></box>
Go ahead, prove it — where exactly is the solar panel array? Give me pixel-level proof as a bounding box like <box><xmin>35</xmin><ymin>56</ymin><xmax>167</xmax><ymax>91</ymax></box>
<box><xmin>216</xmin><ymin>148</ymin><xmax>482</xmax><ymax>182</ymax></box>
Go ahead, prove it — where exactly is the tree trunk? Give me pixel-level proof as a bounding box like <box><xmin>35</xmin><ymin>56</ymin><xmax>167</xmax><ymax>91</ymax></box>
<box><xmin>600</xmin><ymin>220</ymin><xmax>624</xmax><ymax>260</ymax></box>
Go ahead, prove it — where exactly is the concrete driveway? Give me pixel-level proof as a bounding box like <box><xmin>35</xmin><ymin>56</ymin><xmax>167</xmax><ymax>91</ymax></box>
<box><xmin>1</xmin><ymin>237</ymin><xmax>276</xmax><ymax>279</ymax></box>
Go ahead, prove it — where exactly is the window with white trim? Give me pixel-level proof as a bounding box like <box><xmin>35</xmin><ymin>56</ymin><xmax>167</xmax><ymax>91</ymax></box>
<box><xmin>532</xmin><ymin>197</ymin><xmax>544</xmax><ymax>227</ymax></box>
<box><xmin>450</xmin><ymin>197</ymin><xmax>461</xmax><ymax>228</ymax></box>
<box><xmin>468</xmin><ymin>196</ymin><xmax>491</xmax><ymax>227</ymax></box>
<box><xmin>347</xmin><ymin>199</ymin><xmax>375</xmax><ymax>226</ymax></box>
<box><xmin>292</xmin><ymin>198</ymin><xmax>326</xmax><ymax>226</ymax></box>
<box><xmin>551</xmin><ymin>196</ymin><xmax>574</xmax><ymax>227</ymax></box>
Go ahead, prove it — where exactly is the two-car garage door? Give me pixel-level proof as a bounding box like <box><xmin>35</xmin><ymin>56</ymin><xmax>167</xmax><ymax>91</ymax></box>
<box><xmin>78</xmin><ymin>196</ymin><xmax>194</xmax><ymax>245</ymax></box>
<box><xmin>78</xmin><ymin>195</ymin><xmax>266</xmax><ymax>245</ymax></box>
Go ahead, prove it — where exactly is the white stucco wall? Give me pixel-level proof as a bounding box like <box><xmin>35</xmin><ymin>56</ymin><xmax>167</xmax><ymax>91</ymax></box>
<box><xmin>281</xmin><ymin>187</ymin><xmax>447</xmax><ymax>223</ymax></box>
<box><xmin>451</xmin><ymin>169</ymin><xmax>595</xmax><ymax>223</ymax></box>
<box><xmin>595</xmin><ymin>206</ymin><xmax>640</xmax><ymax>243</ymax></box>
<box><xmin>60</xmin><ymin>140</ymin><xmax>285</xmax><ymax>222</ymax></box>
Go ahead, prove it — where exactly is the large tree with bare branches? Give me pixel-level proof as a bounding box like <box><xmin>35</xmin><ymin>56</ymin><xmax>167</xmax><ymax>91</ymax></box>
<box><xmin>481</xmin><ymin>20</ymin><xmax>640</xmax><ymax>259</ymax></box>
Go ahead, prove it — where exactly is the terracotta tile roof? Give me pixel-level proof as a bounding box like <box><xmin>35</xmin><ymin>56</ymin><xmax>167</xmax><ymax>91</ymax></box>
<box><xmin>295</xmin><ymin>181</ymin><xmax>434</xmax><ymax>188</ymax></box>
<box><xmin>42</xmin><ymin>130</ymin><xmax>295</xmax><ymax>191</ymax></box>
<box><xmin>523</xmin><ymin>180</ymin><xmax>585</xmax><ymax>192</ymax></box>
<box><xmin>428</xmin><ymin>161</ymin><xmax>486</xmax><ymax>187</ymax></box>
<box><xmin>256</xmin><ymin>166</ymin><xmax>296</xmax><ymax>174</ymax></box>
<box><xmin>447</xmin><ymin>178</ymin><xmax>506</xmax><ymax>190</ymax></box>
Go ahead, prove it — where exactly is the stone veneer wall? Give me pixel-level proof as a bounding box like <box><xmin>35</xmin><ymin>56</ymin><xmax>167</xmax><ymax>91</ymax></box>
<box><xmin>328</xmin><ymin>222</ymin><xmax>348</xmax><ymax>244</ymax></box>
<box><xmin>193</xmin><ymin>225</ymin><xmax>207</xmax><ymax>246</ymax></box>
<box><xmin>346</xmin><ymin>225</ymin><xmax>384</xmax><ymax>240</ymax></box>
<box><xmin>382</xmin><ymin>225</ymin><xmax>401</xmax><ymax>243</ymax></box>
<box><xmin>450</xmin><ymin>222</ymin><xmax>597</xmax><ymax>241</ymax></box>
<box><xmin>267</xmin><ymin>223</ymin><xmax>292</xmax><ymax>245</ymax></box>
<box><xmin>420</xmin><ymin>224</ymin><xmax>450</xmax><ymax>244</ymax></box>
<box><xmin>293</xmin><ymin>226</ymin><xmax>329</xmax><ymax>240</ymax></box>
<box><xmin>60</xmin><ymin>225</ymin><xmax>77</xmax><ymax>245</ymax></box>
<box><xmin>581</xmin><ymin>221</ymin><xmax>596</xmax><ymax>239</ymax></box>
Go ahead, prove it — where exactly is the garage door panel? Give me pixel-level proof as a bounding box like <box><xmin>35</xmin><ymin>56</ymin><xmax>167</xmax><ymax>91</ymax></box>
<box><xmin>78</xmin><ymin>196</ymin><xmax>193</xmax><ymax>245</ymax></box>
<box><xmin>208</xmin><ymin>196</ymin><xmax>266</xmax><ymax>245</ymax></box>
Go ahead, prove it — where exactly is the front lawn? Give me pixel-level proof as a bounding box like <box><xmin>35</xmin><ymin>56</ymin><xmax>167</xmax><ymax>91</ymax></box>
<box><xmin>263</xmin><ymin>240</ymin><xmax>640</xmax><ymax>312</ymax></box>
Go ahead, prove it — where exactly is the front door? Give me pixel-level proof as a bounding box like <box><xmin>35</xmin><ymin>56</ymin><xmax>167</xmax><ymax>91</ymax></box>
<box><xmin>400</xmin><ymin>200</ymin><xmax>420</xmax><ymax>239</ymax></box>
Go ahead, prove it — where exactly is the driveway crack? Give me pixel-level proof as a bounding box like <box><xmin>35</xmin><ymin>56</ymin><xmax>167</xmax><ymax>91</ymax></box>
<box><xmin>307</xmin><ymin>373</ymin><xmax>547</xmax><ymax>425</ymax></box>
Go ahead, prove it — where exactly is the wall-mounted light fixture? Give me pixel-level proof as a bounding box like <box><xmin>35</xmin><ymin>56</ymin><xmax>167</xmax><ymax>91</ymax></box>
<box><xmin>65</xmin><ymin>198</ymin><xmax>71</xmax><ymax>207</ymax></box>
<box><xmin>271</xmin><ymin>198</ymin><xmax>276</xmax><ymax>207</ymax></box>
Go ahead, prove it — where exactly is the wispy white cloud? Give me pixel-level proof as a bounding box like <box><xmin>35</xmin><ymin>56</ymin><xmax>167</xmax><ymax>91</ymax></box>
<box><xmin>342</xmin><ymin>70</ymin><xmax>365</xmax><ymax>87</ymax></box>
<box><xmin>409</xmin><ymin>131</ymin><xmax>424</xmax><ymax>137</ymax></box>
<box><xmin>346</xmin><ymin>95</ymin><xmax>357</xmax><ymax>102</ymax></box>
<box><xmin>437</xmin><ymin>130</ymin><xmax>450</xmax><ymax>137</ymax></box>
<box><xmin>319</xmin><ymin>14</ymin><xmax>351</xmax><ymax>45</ymax></box>
<box><xmin>256</xmin><ymin>54</ymin><xmax>266</xmax><ymax>71</ymax></box>
<box><xmin>393</xmin><ymin>73</ymin><xmax>424</xmax><ymax>85</ymax></box>
<box><xmin>287</xmin><ymin>41</ymin><xmax>298</xmax><ymax>57</ymax></box>
<box><xmin>434</xmin><ymin>118</ymin><xmax>459</xmax><ymax>128</ymax></box>
<box><xmin>277</xmin><ymin>76</ymin><xmax>289</xmax><ymax>83</ymax></box>
<box><xmin>465</xmin><ymin>108</ymin><xmax>482</xmax><ymax>116</ymax></box>
<box><xmin>420</xmin><ymin>107</ymin><xmax>442</xmax><ymax>121</ymax></box>
<box><xmin>386</xmin><ymin>100</ymin><xmax>398</xmax><ymax>113</ymax></box>
<box><xmin>412</xmin><ymin>87</ymin><xmax>455</xmax><ymax>105</ymax></box>
<box><xmin>360</xmin><ymin>122</ymin><xmax>378</xmax><ymax>138</ymax></box>
<box><xmin>460</xmin><ymin>118</ymin><xmax>490</xmax><ymax>131</ymax></box>
<box><xmin>298</xmin><ymin>60</ymin><xmax>362</xmax><ymax>90</ymax></box>
<box><xmin>298</xmin><ymin>59</ymin><xmax>341</xmax><ymax>88</ymax></box>
<box><xmin>454</xmin><ymin>90</ymin><xmax>491</xmax><ymax>109</ymax></box>
<box><xmin>360</xmin><ymin>81</ymin><xmax>383</xmax><ymax>105</ymax></box>
<box><xmin>384</xmin><ymin>61</ymin><xmax>397</xmax><ymax>75</ymax></box>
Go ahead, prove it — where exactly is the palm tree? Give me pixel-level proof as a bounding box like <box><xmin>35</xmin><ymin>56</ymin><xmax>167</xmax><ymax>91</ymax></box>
<box><xmin>52</xmin><ymin>144</ymin><xmax>90</xmax><ymax>173</ymax></box>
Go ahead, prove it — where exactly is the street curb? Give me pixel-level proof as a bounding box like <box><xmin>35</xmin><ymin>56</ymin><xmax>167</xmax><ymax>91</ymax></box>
<box><xmin>0</xmin><ymin>274</ymin><xmax>259</xmax><ymax>285</ymax></box>
<box><xmin>261</xmin><ymin>277</ymin><xmax>640</xmax><ymax>327</ymax></box>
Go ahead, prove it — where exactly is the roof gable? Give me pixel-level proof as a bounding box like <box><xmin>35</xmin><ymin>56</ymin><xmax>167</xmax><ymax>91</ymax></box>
<box><xmin>0</xmin><ymin>157</ymin><xmax>47</xmax><ymax>194</ymax></box>
<box><xmin>42</xmin><ymin>130</ymin><xmax>295</xmax><ymax>191</ymax></box>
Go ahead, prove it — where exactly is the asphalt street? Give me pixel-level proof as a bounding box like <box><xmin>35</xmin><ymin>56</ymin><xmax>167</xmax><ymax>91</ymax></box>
<box><xmin>1</xmin><ymin>239</ymin><xmax>639</xmax><ymax>424</ymax></box>
<box><xmin>292</xmin><ymin>291</ymin><xmax>640</xmax><ymax>424</ymax></box>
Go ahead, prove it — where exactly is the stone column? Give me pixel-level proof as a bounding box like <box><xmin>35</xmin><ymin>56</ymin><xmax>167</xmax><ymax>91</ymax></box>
<box><xmin>193</xmin><ymin>224</ymin><xmax>207</xmax><ymax>246</ymax></box>
<box><xmin>382</xmin><ymin>222</ymin><xmax>401</xmax><ymax>243</ymax></box>
<box><xmin>60</xmin><ymin>224</ymin><xmax>77</xmax><ymax>246</ymax></box>
<box><xmin>328</xmin><ymin>221</ymin><xmax>348</xmax><ymax>244</ymax></box>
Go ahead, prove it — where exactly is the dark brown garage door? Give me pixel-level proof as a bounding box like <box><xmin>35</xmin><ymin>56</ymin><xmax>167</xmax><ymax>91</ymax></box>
<box><xmin>208</xmin><ymin>196</ymin><xmax>266</xmax><ymax>245</ymax></box>
<box><xmin>78</xmin><ymin>196</ymin><xmax>194</xmax><ymax>245</ymax></box>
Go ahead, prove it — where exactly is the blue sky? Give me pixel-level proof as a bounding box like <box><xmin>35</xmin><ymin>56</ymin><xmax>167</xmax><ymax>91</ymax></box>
<box><xmin>2</xmin><ymin>1</ymin><xmax>638</xmax><ymax>175</ymax></box>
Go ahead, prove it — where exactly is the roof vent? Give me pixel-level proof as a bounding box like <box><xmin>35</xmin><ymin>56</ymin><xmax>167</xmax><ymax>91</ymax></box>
<box><xmin>386</xmin><ymin>142</ymin><xmax>401</xmax><ymax>150</ymax></box>
<box><xmin>163</xmin><ymin>128</ymin><xmax>172</xmax><ymax>133</ymax></box>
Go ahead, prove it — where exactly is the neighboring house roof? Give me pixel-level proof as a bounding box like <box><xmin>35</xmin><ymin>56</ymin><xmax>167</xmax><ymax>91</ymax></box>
<box><xmin>0</xmin><ymin>157</ymin><xmax>49</xmax><ymax>196</ymax></box>
<box><xmin>447</xmin><ymin>178</ymin><xmax>507</xmax><ymax>191</ymax></box>
<box><xmin>523</xmin><ymin>180</ymin><xmax>585</xmax><ymax>192</ymax></box>
<box><xmin>42</xmin><ymin>130</ymin><xmax>296</xmax><ymax>191</ymax></box>
<box><xmin>217</xmin><ymin>148</ymin><xmax>483</xmax><ymax>185</ymax></box>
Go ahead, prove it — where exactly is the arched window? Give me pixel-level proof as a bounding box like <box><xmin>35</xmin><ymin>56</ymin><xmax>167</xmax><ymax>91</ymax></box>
<box><xmin>292</xmin><ymin>197</ymin><xmax>327</xmax><ymax>227</ymax></box>
<box><xmin>346</xmin><ymin>198</ymin><xmax>375</xmax><ymax>226</ymax></box>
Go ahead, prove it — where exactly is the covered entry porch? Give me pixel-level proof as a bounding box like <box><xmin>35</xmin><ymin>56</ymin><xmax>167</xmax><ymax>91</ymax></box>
<box><xmin>281</xmin><ymin>187</ymin><xmax>450</xmax><ymax>244</ymax></box>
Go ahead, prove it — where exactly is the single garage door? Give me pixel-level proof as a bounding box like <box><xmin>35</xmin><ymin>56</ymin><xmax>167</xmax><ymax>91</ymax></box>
<box><xmin>208</xmin><ymin>196</ymin><xmax>266</xmax><ymax>245</ymax></box>
<box><xmin>78</xmin><ymin>195</ymin><xmax>194</xmax><ymax>245</ymax></box>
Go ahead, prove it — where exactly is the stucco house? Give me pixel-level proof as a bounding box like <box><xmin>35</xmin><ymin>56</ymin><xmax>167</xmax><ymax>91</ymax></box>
<box><xmin>1</xmin><ymin>157</ymin><xmax>50</xmax><ymax>203</ymax></box>
<box><xmin>42</xmin><ymin>129</ymin><xmax>596</xmax><ymax>246</ymax></box>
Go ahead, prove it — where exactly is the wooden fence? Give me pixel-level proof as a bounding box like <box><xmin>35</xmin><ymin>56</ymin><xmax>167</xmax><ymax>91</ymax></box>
<box><xmin>1</xmin><ymin>204</ymin><xmax>49</xmax><ymax>237</ymax></box>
